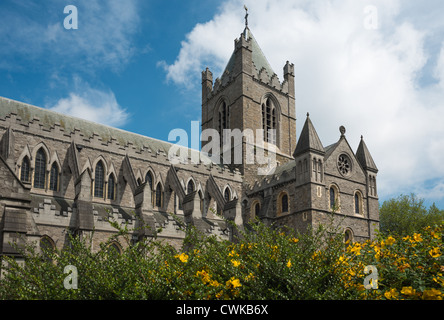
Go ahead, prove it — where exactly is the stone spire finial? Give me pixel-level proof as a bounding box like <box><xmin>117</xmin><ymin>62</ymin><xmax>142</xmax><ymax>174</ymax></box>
<box><xmin>244</xmin><ymin>5</ymin><xmax>248</xmax><ymax>27</ymax></box>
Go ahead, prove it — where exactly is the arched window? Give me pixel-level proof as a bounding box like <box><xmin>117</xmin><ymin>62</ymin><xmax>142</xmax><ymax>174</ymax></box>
<box><xmin>40</xmin><ymin>236</ymin><xmax>55</xmax><ymax>262</ymax></box>
<box><xmin>354</xmin><ymin>192</ymin><xmax>362</xmax><ymax>214</ymax></box>
<box><xmin>108</xmin><ymin>174</ymin><xmax>116</xmax><ymax>200</ymax></box>
<box><xmin>218</xmin><ymin>101</ymin><xmax>229</xmax><ymax>147</ymax></box>
<box><xmin>344</xmin><ymin>229</ymin><xmax>353</xmax><ymax>243</ymax></box>
<box><xmin>187</xmin><ymin>180</ymin><xmax>195</xmax><ymax>194</ymax></box>
<box><xmin>34</xmin><ymin>148</ymin><xmax>47</xmax><ymax>189</ymax></box>
<box><xmin>155</xmin><ymin>183</ymin><xmax>162</xmax><ymax>208</ymax></box>
<box><xmin>145</xmin><ymin>171</ymin><xmax>153</xmax><ymax>190</ymax></box>
<box><xmin>107</xmin><ymin>242</ymin><xmax>122</xmax><ymax>256</ymax></box>
<box><xmin>281</xmin><ymin>194</ymin><xmax>289</xmax><ymax>213</ymax></box>
<box><xmin>224</xmin><ymin>187</ymin><xmax>231</xmax><ymax>202</ymax></box>
<box><xmin>20</xmin><ymin>156</ymin><xmax>30</xmax><ymax>182</ymax></box>
<box><xmin>254</xmin><ymin>202</ymin><xmax>261</xmax><ymax>216</ymax></box>
<box><xmin>94</xmin><ymin>161</ymin><xmax>105</xmax><ymax>198</ymax></box>
<box><xmin>262</xmin><ymin>96</ymin><xmax>277</xmax><ymax>144</ymax></box>
<box><xmin>49</xmin><ymin>162</ymin><xmax>59</xmax><ymax>191</ymax></box>
<box><xmin>146</xmin><ymin>171</ymin><xmax>154</xmax><ymax>205</ymax></box>
<box><xmin>329</xmin><ymin>187</ymin><xmax>336</xmax><ymax>210</ymax></box>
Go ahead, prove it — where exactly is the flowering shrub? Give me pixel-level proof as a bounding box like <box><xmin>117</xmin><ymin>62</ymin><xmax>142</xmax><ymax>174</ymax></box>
<box><xmin>0</xmin><ymin>217</ymin><xmax>442</xmax><ymax>300</ymax></box>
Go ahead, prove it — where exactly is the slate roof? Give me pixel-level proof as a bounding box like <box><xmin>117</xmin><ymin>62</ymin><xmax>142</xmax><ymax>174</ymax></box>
<box><xmin>293</xmin><ymin>114</ymin><xmax>325</xmax><ymax>157</ymax></box>
<box><xmin>0</xmin><ymin>96</ymin><xmax>213</xmax><ymax>165</ymax></box>
<box><xmin>223</xmin><ymin>27</ymin><xmax>276</xmax><ymax>79</ymax></box>
<box><xmin>356</xmin><ymin>136</ymin><xmax>378</xmax><ymax>172</ymax></box>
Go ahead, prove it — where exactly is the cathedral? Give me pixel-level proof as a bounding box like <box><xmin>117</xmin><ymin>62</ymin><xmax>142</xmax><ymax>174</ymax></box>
<box><xmin>0</xmin><ymin>22</ymin><xmax>379</xmax><ymax>258</ymax></box>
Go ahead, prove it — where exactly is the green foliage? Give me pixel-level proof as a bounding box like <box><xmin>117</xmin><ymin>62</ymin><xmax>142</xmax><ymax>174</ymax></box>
<box><xmin>0</xmin><ymin>215</ymin><xmax>442</xmax><ymax>300</ymax></box>
<box><xmin>380</xmin><ymin>193</ymin><xmax>444</xmax><ymax>236</ymax></box>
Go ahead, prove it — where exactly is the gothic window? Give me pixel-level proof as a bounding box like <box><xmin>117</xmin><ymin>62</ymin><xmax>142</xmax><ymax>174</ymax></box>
<box><xmin>344</xmin><ymin>229</ymin><xmax>353</xmax><ymax>243</ymax></box>
<box><xmin>277</xmin><ymin>191</ymin><xmax>289</xmax><ymax>215</ymax></box>
<box><xmin>187</xmin><ymin>179</ymin><xmax>195</xmax><ymax>194</ymax></box>
<box><xmin>281</xmin><ymin>194</ymin><xmax>289</xmax><ymax>213</ymax></box>
<box><xmin>155</xmin><ymin>183</ymin><xmax>162</xmax><ymax>208</ymax></box>
<box><xmin>224</xmin><ymin>187</ymin><xmax>231</xmax><ymax>202</ymax></box>
<box><xmin>94</xmin><ymin>161</ymin><xmax>105</xmax><ymax>198</ymax></box>
<box><xmin>40</xmin><ymin>236</ymin><xmax>55</xmax><ymax>262</ymax></box>
<box><xmin>254</xmin><ymin>202</ymin><xmax>261</xmax><ymax>216</ymax></box>
<box><xmin>354</xmin><ymin>192</ymin><xmax>363</xmax><ymax>215</ymax></box>
<box><xmin>49</xmin><ymin>162</ymin><xmax>59</xmax><ymax>191</ymax></box>
<box><xmin>262</xmin><ymin>96</ymin><xmax>277</xmax><ymax>145</ymax></box>
<box><xmin>218</xmin><ymin>101</ymin><xmax>229</xmax><ymax>147</ymax></box>
<box><xmin>145</xmin><ymin>171</ymin><xmax>153</xmax><ymax>190</ymax></box>
<box><xmin>108</xmin><ymin>174</ymin><xmax>116</xmax><ymax>200</ymax></box>
<box><xmin>146</xmin><ymin>171</ymin><xmax>154</xmax><ymax>205</ymax></box>
<box><xmin>20</xmin><ymin>156</ymin><xmax>30</xmax><ymax>182</ymax></box>
<box><xmin>34</xmin><ymin>148</ymin><xmax>47</xmax><ymax>189</ymax></box>
<box><xmin>329</xmin><ymin>187</ymin><xmax>336</xmax><ymax>210</ymax></box>
<box><xmin>107</xmin><ymin>242</ymin><xmax>122</xmax><ymax>256</ymax></box>
<box><xmin>337</xmin><ymin>154</ymin><xmax>352</xmax><ymax>176</ymax></box>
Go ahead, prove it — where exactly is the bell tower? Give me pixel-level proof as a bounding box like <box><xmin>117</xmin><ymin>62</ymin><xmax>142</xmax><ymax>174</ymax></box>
<box><xmin>201</xmin><ymin>13</ymin><xmax>296</xmax><ymax>186</ymax></box>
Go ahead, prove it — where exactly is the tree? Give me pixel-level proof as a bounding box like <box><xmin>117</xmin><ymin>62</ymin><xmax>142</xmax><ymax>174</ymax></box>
<box><xmin>379</xmin><ymin>193</ymin><xmax>444</xmax><ymax>236</ymax></box>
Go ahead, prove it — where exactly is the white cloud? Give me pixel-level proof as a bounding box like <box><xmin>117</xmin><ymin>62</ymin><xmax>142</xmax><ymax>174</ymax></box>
<box><xmin>0</xmin><ymin>0</ymin><xmax>140</xmax><ymax>71</ymax></box>
<box><xmin>161</xmin><ymin>0</ymin><xmax>444</xmax><ymax>205</ymax></box>
<box><xmin>48</xmin><ymin>78</ymin><xmax>129</xmax><ymax>127</ymax></box>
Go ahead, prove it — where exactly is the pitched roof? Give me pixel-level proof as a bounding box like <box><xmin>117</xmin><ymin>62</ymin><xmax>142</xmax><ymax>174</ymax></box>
<box><xmin>223</xmin><ymin>27</ymin><xmax>276</xmax><ymax>79</ymax></box>
<box><xmin>356</xmin><ymin>136</ymin><xmax>378</xmax><ymax>172</ymax></box>
<box><xmin>0</xmin><ymin>96</ymin><xmax>213</xmax><ymax>165</ymax></box>
<box><xmin>293</xmin><ymin>113</ymin><xmax>325</xmax><ymax>157</ymax></box>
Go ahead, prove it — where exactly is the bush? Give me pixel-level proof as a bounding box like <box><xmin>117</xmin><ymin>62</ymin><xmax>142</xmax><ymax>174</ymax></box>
<box><xmin>0</xmin><ymin>216</ymin><xmax>442</xmax><ymax>300</ymax></box>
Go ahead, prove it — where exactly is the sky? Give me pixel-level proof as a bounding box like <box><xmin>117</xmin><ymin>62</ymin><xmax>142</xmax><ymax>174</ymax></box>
<box><xmin>1</xmin><ymin>0</ymin><xmax>444</xmax><ymax>209</ymax></box>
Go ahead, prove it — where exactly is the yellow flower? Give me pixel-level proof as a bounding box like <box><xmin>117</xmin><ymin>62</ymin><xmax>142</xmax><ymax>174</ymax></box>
<box><xmin>401</xmin><ymin>286</ymin><xmax>416</xmax><ymax>296</ymax></box>
<box><xmin>429</xmin><ymin>247</ymin><xmax>441</xmax><ymax>258</ymax></box>
<box><xmin>413</xmin><ymin>233</ymin><xmax>423</xmax><ymax>242</ymax></box>
<box><xmin>231</xmin><ymin>259</ymin><xmax>241</xmax><ymax>267</ymax></box>
<box><xmin>422</xmin><ymin>288</ymin><xmax>443</xmax><ymax>300</ymax></box>
<box><xmin>384</xmin><ymin>288</ymin><xmax>399</xmax><ymax>300</ymax></box>
<box><xmin>210</xmin><ymin>280</ymin><xmax>221</xmax><ymax>287</ymax></box>
<box><xmin>433</xmin><ymin>274</ymin><xmax>444</xmax><ymax>286</ymax></box>
<box><xmin>175</xmin><ymin>252</ymin><xmax>189</xmax><ymax>263</ymax></box>
<box><xmin>245</xmin><ymin>272</ymin><xmax>255</xmax><ymax>281</ymax></box>
<box><xmin>349</xmin><ymin>243</ymin><xmax>362</xmax><ymax>256</ymax></box>
<box><xmin>286</xmin><ymin>259</ymin><xmax>292</xmax><ymax>268</ymax></box>
<box><xmin>431</xmin><ymin>231</ymin><xmax>440</xmax><ymax>239</ymax></box>
<box><xmin>386</xmin><ymin>236</ymin><xmax>396</xmax><ymax>246</ymax></box>
<box><xmin>196</xmin><ymin>270</ymin><xmax>211</xmax><ymax>283</ymax></box>
<box><xmin>290</xmin><ymin>237</ymin><xmax>299</xmax><ymax>243</ymax></box>
<box><xmin>228</xmin><ymin>250</ymin><xmax>238</xmax><ymax>257</ymax></box>
<box><xmin>226</xmin><ymin>277</ymin><xmax>242</xmax><ymax>289</ymax></box>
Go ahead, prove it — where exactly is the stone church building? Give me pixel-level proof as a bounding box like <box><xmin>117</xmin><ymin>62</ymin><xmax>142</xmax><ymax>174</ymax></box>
<box><xmin>0</xmin><ymin>24</ymin><xmax>379</xmax><ymax>257</ymax></box>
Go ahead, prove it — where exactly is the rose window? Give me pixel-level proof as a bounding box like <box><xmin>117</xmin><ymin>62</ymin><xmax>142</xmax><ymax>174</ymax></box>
<box><xmin>337</xmin><ymin>154</ymin><xmax>351</xmax><ymax>176</ymax></box>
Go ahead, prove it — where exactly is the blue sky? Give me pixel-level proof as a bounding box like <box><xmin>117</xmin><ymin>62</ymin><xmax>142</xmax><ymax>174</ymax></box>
<box><xmin>1</xmin><ymin>0</ymin><xmax>444</xmax><ymax>209</ymax></box>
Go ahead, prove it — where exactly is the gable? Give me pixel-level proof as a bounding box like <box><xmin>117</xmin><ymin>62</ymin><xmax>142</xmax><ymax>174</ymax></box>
<box><xmin>323</xmin><ymin>137</ymin><xmax>366</xmax><ymax>183</ymax></box>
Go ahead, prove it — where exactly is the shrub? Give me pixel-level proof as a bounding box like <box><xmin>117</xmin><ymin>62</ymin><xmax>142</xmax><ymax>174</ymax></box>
<box><xmin>0</xmin><ymin>216</ymin><xmax>442</xmax><ymax>300</ymax></box>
